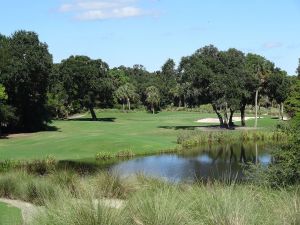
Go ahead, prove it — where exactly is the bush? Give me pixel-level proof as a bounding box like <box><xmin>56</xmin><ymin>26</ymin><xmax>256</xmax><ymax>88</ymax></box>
<box><xmin>247</xmin><ymin>115</ymin><xmax>300</xmax><ymax>187</ymax></box>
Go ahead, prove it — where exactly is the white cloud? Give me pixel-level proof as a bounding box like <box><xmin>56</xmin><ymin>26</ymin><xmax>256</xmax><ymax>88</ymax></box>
<box><xmin>262</xmin><ymin>42</ymin><xmax>283</xmax><ymax>49</ymax></box>
<box><xmin>58</xmin><ymin>0</ymin><xmax>156</xmax><ymax>20</ymax></box>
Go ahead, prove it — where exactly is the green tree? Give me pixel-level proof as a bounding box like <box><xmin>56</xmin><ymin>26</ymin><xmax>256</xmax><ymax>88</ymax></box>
<box><xmin>297</xmin><ymin>58</ymin><xmax>300</xmax><ymax>77</ymax></box>
<box><xmin>285</xmin><ymin>79</ymin><xmax>300</xmax><ymax>117</ymax></box>
<box><xmin>159</xmin><ymin>59</ymin><xmax>177</xmax><ymax>106</ymax></box>
<box><xmin>146</xmin><ymin>86</ymin><xmax>160</xmax><ymax>114</ymax></box>
<box><xmin>115</xmin><ymin>83</ymin><xmax>138</xmax><ymax>111</ymax></box>
<box><xmin>0</xmin><ymin>84</ymin><xmax>16</xmax><ymax>135</ymax></box>
<box><xmin>246</xmin><ymin>54</ymin><xmax>274</xmax><ymax>128</ymax></box>
<box><xmin>0</xmin><ymin>31</ymin><xmax>52</xmax><ymax>131</ymax></box>
<box><xmin>266</xmin><ymin>69</ymin><xmax>291</xmax><ymax>120</ymax></box>
<box><xmin>59</xmin><ymin>56</ymin><xmax>113</xmax><ymax>121</ymax></box>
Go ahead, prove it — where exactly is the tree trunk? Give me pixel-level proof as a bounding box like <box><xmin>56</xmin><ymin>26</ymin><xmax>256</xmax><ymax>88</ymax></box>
<box><xmin>255</xmin><ymin>143</ymin><xmax>258</xmax><ymax>164</ymax></box>
<box><xmin>223</xmin><ymin>103</ymin><xmax>229</xmax><ymax>129</ymax></box>
<box><xmin>212</xmin><ymin>104</ymin><xmax>224</xmax><ymax>127</ymax></box>
<box><xmin>254</xmin><ymin>89</ymin><xmax>259</xmax><ymax>128</ymax></box>
<box><xmin>278</xmin><ymin>103</ymin><xmax>281</xmax><ymax>119</ymax></box>
<box><xmin>281</xmin><ymin>102</ymin><xmax>284</xmax><ymax>120</ymax></box>
<box><xmin>122</xmin><ymin>101</ymin><xmax>125</xmax><ymax>112</ymax></box>
<box><xmin>178</xmin><ymin>99</ymin><xmax>182</xmax><ymax>107</ymax></box>
<box><xmin>240</xmin><ymin>104</ymin><xmax>246</xmax><ymax>127</ymax></box>
<box><xmin>151</xmin><ymin>103</ymin><xmax>154</xmax><ymax>114</ymax></box>
<box><xmin>127</xmin><ymin>98</ymin><xmax>130</xmax><ymax>110</ymax></box>
<box><xmin>229</xmin><ymin>109</ymin><xmax>235</xmax><ymax>127</ymax></box>
<box><xmin>89</xmin><ymin>106</ymin><xmax>97</xmax><ymax>121</ymax></box>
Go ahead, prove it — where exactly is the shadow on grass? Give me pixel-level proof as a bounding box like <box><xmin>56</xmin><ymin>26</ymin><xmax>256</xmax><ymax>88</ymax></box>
<box><xmin>68</xmin><ymin>117</ymin><xmax>116</xmax><ymax>122</ymax></box>
<box><xmin>270</xmin><ymin>117</ymin><xmax>280</xmax><ymax>120</ymax></box>
<box><xmin>0</xmin><ymin>125</ymin><xmax>60</xmax><ymax>139</ymax></box>
<box><xmin>158</xmin><ymin>124</ymin><xmax>241</xmax><ymax>130</ymax></box>
<box><xmin>158</xmin><ymin>125</ymin><xmax>221</xmax><ymax>130</ymax></box>
<box><xmin>57</xmin><ymin>158</ymin><xmax>122</xmax><ymax>174</ymax></box>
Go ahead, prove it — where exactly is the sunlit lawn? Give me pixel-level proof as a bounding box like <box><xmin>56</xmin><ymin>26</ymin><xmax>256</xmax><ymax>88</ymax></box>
<box><xmin>0</xmin><ymin>110</ymin><xmax>280</xmax><ymax>160</ymax></box>
<box><xmin>0</xmin><ymin>202</ymin><xmax>22</xmax><ymax>225</ymax></box>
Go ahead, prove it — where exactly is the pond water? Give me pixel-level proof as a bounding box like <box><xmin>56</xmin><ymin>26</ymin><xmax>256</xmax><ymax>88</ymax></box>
<box><xmin>109</xmin><ymin>143</ymin><xmax>276</xmax><ymax>182</ymax></box>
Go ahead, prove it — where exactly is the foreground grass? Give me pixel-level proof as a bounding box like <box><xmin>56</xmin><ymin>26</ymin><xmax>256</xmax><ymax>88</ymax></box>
<box><xmin>0</xmin><ymin>111</ymin><xmax>280</xmax><ymax>160</ymax></box>
<box><xmin>0</xmin><ymin>171</ymin><xmax>298</xmax><ymax>225</ymax></box>
<box><xmin>0</xmin><ymin>202</ymin><xmax>22</xmax><ymax>225</ymax></box>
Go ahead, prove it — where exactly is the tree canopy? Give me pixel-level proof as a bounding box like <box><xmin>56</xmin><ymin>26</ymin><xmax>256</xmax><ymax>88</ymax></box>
<box><xmin>58</xmin><ymin>55</ymin><xmax>113</xmax><ymax>120</ymax></box>
<box><xmin>0</xmin><ymin>29</ymin><xmax>296</xmax><ymax>133</ymax></box>
<box><xmin>0</xmin><ymin>31</ymin><xmax>52</xmax><ymax>131</ymax></box>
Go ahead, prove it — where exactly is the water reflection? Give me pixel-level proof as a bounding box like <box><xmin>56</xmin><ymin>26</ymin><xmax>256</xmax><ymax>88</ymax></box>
<box><xmin>110</xmin><ymin>143</ymin><xmax>275</xmax><ymax>182</ymax></box>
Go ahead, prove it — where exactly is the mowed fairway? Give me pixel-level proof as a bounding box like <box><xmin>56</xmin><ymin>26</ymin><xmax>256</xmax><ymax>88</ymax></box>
<box><xmin>0</xmin><ymin>111</ymin><xmax>279</xmax><ymax>160</ymax></box>
<box><xmin>0</xmin><ymin>202</ymin><xmax>22</xmax><ymax>225</ymax></box>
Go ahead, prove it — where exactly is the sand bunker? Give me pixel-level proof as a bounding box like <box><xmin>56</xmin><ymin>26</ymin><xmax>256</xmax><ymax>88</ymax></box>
<box><xmin>196</xmin><ymin>116</ymin><xmax>256</xmax><ymax>123</ymax></box>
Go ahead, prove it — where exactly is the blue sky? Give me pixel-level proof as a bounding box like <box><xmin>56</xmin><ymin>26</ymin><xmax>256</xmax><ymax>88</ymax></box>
<box><xmin>1</xmin><ymin>0</ymin><xmax>300</xmax><ymax>74</ymax></box>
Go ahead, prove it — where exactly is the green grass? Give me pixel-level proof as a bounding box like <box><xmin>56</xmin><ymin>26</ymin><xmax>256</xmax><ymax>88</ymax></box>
<box><xmin>0</xmin><ymin>110</ymin><xmax>280</xmax><ymax>160</ymax></box>
<box><xmin>0</xmin><ymin>202</ymin><xmax>22</xmax><ymax>225</ymax></box>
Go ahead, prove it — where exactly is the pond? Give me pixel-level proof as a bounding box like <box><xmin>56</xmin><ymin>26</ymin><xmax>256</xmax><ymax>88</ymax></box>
<box><xmin>109</xmin><ymin>142</ymin><xmax>276</xmax><ymax>182</ymax></box>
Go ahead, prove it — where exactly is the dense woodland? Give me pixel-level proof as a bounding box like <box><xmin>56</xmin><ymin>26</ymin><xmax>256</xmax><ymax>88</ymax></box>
<box><xmin>0</xmin><ymin>30</ymin><xmax>299</xmax><ymax>133</ymax></box>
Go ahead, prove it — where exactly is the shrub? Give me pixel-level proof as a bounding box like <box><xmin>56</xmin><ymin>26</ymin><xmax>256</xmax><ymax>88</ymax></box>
<box><xmin>25</xmin><ymin>156</ymin><xmax>56</xmax><ymax>175</ymax></box>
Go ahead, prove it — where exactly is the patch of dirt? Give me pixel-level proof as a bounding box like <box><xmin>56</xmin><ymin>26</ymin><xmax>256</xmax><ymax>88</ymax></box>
<box><xmin>6</xmin><ymin>133</ymin><xmax>34</xmax><ymax>139</ymax></box>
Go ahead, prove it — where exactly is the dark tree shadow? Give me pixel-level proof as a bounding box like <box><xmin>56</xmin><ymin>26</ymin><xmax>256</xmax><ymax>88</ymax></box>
<box><xmin>68</xmin><ymin>117</ymin><xmax>116</xmax><ymax>122</ymax></box>
<box><xmin>270</xmin><ymin>117</ymin><xmax>280</xmax><ymax>120</ymax></box>
<box><xmin>158</xmin><ymin>125</ymin><xmax>221</xmax><ymax>130</ymax></box>
<box><xmin>0</xmin><ymin>125</ymin><xmax>60</xmax><ymax>139</ymax></box>
<box><xmin>158</xmin><ymin>124</ymin><xmax>241</xmax><ymax>130</ymax></box>
<box><xmin>56</xmin><ymin>158</ymin><xmax>122</xmax><ymax>174</ymax></box>
<box><xmin>44</xmin><ymin>125</ymin><xmax>60</xmax><ymax>132</ymax></box>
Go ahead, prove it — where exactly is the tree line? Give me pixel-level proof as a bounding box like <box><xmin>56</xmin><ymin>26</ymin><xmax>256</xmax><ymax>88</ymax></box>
<box><xmin>0</xmin><ymin>30</ymin><xmax>299</xmax><ymax>134</ymax></box>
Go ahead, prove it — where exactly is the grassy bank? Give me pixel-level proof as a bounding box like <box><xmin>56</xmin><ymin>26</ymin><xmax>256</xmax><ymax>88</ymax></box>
<box><xmin>177</xmin><ymin>130</ymin><xmax>290</xmax><ymax>148</ymax></box>
<box><xmin>0</xmin><ymin>171</ymin><xmax>298</xmax><ymax>225</ymax></box>
<box><xmin>0</xmin><ymin>110</ymin><xmax>281</xmax><ymax>160</ymax></box>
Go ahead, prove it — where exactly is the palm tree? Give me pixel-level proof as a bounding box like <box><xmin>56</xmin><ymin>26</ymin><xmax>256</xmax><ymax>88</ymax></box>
<box><xmin>115</xmin><ymin>83</ymin><xmax>137</xmax><ymax>112</ymax></box>
<box><xmin>146</xmin><ymin>86</ymin><xmax>160</xmax><ymax>114</ymax></box>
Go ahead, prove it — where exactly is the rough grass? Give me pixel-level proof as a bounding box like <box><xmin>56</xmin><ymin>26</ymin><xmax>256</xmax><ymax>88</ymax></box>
<box><xmin>177</xmin><ymin>130</ymin><xmax>290</xmax><ymax>148</ymax></box>
<box><xmin>0</xmin><ymin>171</ymin><xmax>299</xmax><ymax>225</ymax></box>
<box><xmin>0</xmin><ymin>110</ymin><xmax>280</xmax><ymax>160</ymax></box>
<box><xmin>34</xmin><ymin>181</ymin><xmax>300</xmax><ymax>225</ymax></box>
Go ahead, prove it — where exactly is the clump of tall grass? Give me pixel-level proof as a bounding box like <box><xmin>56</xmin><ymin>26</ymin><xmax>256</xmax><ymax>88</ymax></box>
<box><xmin>32</xmin><ymin>195</ymin><xmax>124</xmax><ymax>225</ymax></box>
<box><xmin>0</xmin><ymin>156</ymin><xmax>57</xmax><ymax>174</ymax></box>
<box><xmin>125</xmin><ymin>187</ymin><xmax>192</xmax><ymax>225</ymax></box>
<box><xmin>115</xmin><ymin>150</ymin><xmax>135</xmax><ymax>158</ymax></box>
<box><xmin>95</xmin><ymin>150</ymin><xmax>135</xmax><ymax>161</ymax></box>
<box><xmin>32</xmin><ymin>180</ymin><xmax>300</xmax><ymax>225</ymax></box>
<box><xmin>188</xmin><ymin>184</ymin><xmax>300</xmax><ymax>225</ymax></box>
<box><xmin>89</xmin><ymin>172</ymin><xmax>136</xmax><ymax>199</ymax></box>
<box><xmin>0</xmin><ymin>171</ymin><xmax>63</xmax><ymax>204</ymax></box>
<box><xmin>95</xmin><ymin>152</ymin><xmax>115</xmax><ymax>160</ymax></box>
<box><xmin>178</xmin><ymin>130</ymin><xmax>290</xmax><ymax>148</ymax></box>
